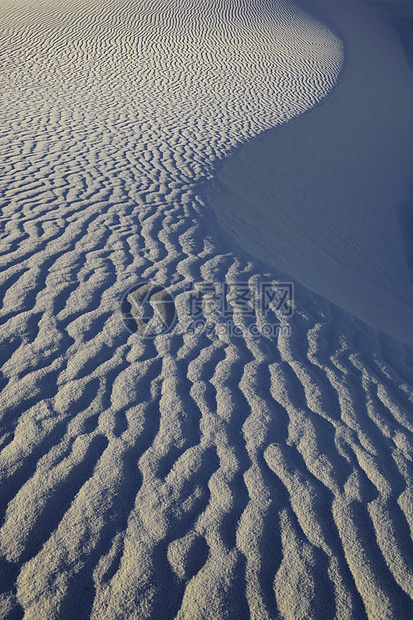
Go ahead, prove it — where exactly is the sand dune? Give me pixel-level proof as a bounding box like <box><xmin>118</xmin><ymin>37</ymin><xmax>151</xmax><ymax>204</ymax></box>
<box><xmin>209</xmin><ymin>0</ymin><xmax>413</xmax><ymax>344</ymax></box>
<box><xmin>1</xmin><ymin>0</ymin><xmax>413</xmax><ymax>618</ymax></box>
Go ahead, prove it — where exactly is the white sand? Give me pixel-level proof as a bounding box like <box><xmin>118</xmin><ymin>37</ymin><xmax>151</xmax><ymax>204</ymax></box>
<box><xmin>1</xmin><ymin>0</ymin><xmax>413</xmax><ymax>618</ymax></box>
<box><xmin>210</xmin><ymin>0</ymin><xmax>413</xmax><ymax>344</ymax></box>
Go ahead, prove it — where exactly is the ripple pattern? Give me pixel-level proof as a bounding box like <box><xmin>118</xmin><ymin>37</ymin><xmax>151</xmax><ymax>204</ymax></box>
<box><xmin>1</xmin><ymin>1</ymin><xmax>413</xmax><ymax>619</ymax></box>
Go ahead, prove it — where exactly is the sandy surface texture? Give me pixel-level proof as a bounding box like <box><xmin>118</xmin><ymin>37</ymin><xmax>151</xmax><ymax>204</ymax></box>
<box><xmin>1</xmin><ymin>0</ymin><xmax>413</xmax><ymax>618</ymax></box>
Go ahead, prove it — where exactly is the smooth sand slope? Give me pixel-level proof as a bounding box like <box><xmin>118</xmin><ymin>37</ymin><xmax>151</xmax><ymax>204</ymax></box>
<box><xmin>1</xmin><ymin>0</ymin><xmax>413</xmax><ymax>618</ymax></box>
<box><xmin>209</xmin><ymin>0</ymin><xmax>413</xmax><ymax>344</ymax></box>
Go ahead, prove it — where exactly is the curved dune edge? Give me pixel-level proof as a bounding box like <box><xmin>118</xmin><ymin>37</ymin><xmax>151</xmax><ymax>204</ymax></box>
<box><xmin>208</xmin><ymin>0</ymin><xmax>413</xmax><ymax>345</ymax></box>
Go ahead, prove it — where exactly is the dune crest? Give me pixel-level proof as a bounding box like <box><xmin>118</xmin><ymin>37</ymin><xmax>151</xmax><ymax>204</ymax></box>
<box><xmin>209</xmin><ymin>0</ymin><xmax>413</xmax><ymax>344</ymax></box>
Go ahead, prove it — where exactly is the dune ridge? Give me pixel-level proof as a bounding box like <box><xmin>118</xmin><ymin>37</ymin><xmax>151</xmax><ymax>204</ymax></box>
<box><xmin>208</xmin><ymin>0</ymin><xmax>413</xmax><ymax>345</ymax></box>
<box><xmin>1</xmin><ymin>0</ymin><xmax>413</xmax><ymax>618</ymax></box>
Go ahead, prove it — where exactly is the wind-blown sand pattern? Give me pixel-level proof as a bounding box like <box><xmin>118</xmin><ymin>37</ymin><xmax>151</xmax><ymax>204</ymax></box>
<box><xmin>1</xmin><ymin>0</ymin><xmax>413</xmax><ymax>618</ymax></box>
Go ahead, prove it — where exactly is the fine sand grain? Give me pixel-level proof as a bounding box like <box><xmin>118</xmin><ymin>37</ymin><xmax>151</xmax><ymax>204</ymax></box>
<box><xmin>1</xmin><ymin>0</ymin><xmax>413</xmax><ymax>618</ymax></box>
